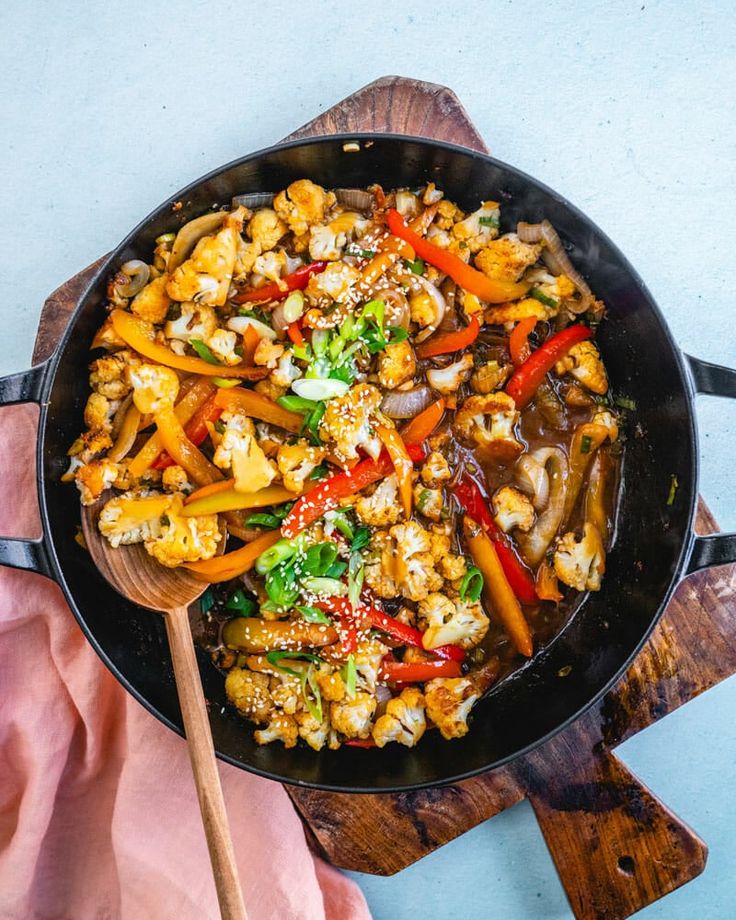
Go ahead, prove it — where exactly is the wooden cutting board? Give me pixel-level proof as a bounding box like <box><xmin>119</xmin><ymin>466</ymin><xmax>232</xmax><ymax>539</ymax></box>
<box><xmin>34</xmin><ymin>76</ymin><xmax>736</xmax><ymax>920</ymax></box>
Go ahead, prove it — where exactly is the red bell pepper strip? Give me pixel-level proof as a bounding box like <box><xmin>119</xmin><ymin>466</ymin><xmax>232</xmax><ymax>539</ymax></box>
<box><xmin>344</xmin><ymin>738</ymin><xmax>377</xmax><ymax>748</ymax></box>
<box><xmin>233</xmin><ymin>261</ymin><xmax>328</xmax><ymax>304</ymax></box>
<box><xmin>386</xmin><ymin>209</ymin><xmax>530</xmax><ymax>304</ymax></box>
<box><xmin>415</xmin><ymin>316</ymin><xmax>481</xmax><ymax>359</ymax></box>
<box><xmin>286</xmin><ymin>321</ymin><xmax>305</xmax><ymax>347</ymax></box>
<box><xmin>509</xmin><ymin>316</ymin><xmax>537</xmax><ymax>366</ymax></box>
<box><xmin>152</xmin><ymin>392</ymin><xmax>222</xmax><ymax>470</ymax></box>
<box><xmin>399</xmin><ymin>398</ymin><xmax>445</xmax><ymax>445</ymax></box>
<box><xmin>380</xmin><ymin>657</ymin><xmax>463</xmax><ymax>682</ymax></box>
<box><xmin>453</xmin><ymin>476</ymin><xmax>539</xmax><ymax>605</ymax></box>
<box><xmin>505</xmin><ymin>324</ymin><xmax>593</xmax><ymax>408</ymax></box>
<box><xmin>281</xmin><ymin>443</ymin><xmax>425</xmax><ymax>539</ymax></box>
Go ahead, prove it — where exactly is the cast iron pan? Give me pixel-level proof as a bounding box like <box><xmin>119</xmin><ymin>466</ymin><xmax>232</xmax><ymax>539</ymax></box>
<box><xmin>2</xmin><ymin>135</ymin><xmax>736</xmax><ymax>792</ymax></box>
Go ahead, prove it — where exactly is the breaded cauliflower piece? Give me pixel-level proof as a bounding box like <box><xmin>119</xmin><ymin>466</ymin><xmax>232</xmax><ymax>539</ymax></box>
<box><xmin>294</xmin><ymin>709</ymin><xmax>331</xmax><ymax>751</ymax></box>
<box><xmin>592</xmin><ymin>407</ymin><xmax>619</xmax><ymax>442</ymax></box>
<box><xmin>451</xmin><ymin>201</ymin><xmax>500</xmax><ymax>253</ymax></box>
<box><xmin>75</xmin><ymin>458</ymin><xmax>118</xmax><ymax>505</ymax></box>
<box><xmin>424</xmin><ymin>676</ymin><xmax>480</xmax><ymax>740</ymax></box>
<box><xmin>353</xmin><ymin>638</ymin><xmax>390</xmax><ymax>693</ymax></box>
<box><xmin>414</xmin><ymin>485</ymin><xmax>443</xmax><ymax>523</ymax></box>
<box><xmin>247</xmin><ymin>208</ymin><xmax>287</xmax><ymax>251</ymax></box>
<box><xmin>316</xmin><ymin>669</ymin><xmax>346</xmax><ymax>702</ymax></box>
<box><xmin>164</xmin><ymin>301</ymin><xmax>218</xmax><ymax>344</ymax></box>
<box><xmin>492</xmin><ymin>485</ymin><xmax>535</xmax><ymax>533</ymax></box>
<box><xmin>89</xmin><ymin>350</ymin><xmax>140</xmax><ymax>400</ymax></box>
<box><xmin>553</xmin><ymin>522</ymin><xmax>606</xmax><ymax>591</ymax></box>
<box><xmin>252</xmin><ymin>250</ymin><xmax>286</xmax><ymax>284</ymax></box>
<box><xmin>439</xmin><ymin>553</ymin><xmax>467</xmax><ymax>581</ymax></box>
<box><xmin>426</xmin><ymin>354</ymin><xmax>474</xmax><ymax>395</ymax></box>
<box><xmin>269</xmin><ymin>672</ymin><xmax>302</xmax><ymax>715</ymax></box>
<box><xmin>330</xmin><ymin>691</ymin><xmax>376</xmax><ymax>740</ymax></box>
<box><xmin>408</xmin><ymin>290</ymin><xmax>440</xmax><ymax>328</ymax></box>
<box><xmin>273</xmin><ymin>179</ymin><xmax>334</xmax><ymax>236</ymax></box>
<box><xmin>421</xmin><ymin>452</ymin><xmax>452</xmax><ymax>486</ymax></box>
<box><xmin>254</xmin><ymin>713</ymin><xmax>298</xmax><ymax>748</ymax></box>
<box><xmin>319</xmin><ymin>383</ymin><xmax>382</xmax><ymax>463</ymax></box>
<box><xmin>206</xmin><ymin>328</ymin><xmax>241</xmax><ymax>366</ymax></box>
<box><xmin>483</xmin><ymin>297</ymin><xmax>551</xmax><ymax>326</ymax></box>
<box><xmin>555</xmin><ymin>341</ymin><xmax>608</xmax><ymax>395</ymax></box>
<box><xmin>276</xmin><ymin>441</ymin><xmax>325</xmax><ymax>492</ymax></box>
<box><xmin>470</xmin><ymin>361</ymin><xmax>511</xmax><ymax>395</ymax></box>
<box><xmin>418</xmin><ymin>593</ymin><xmax>489</xmax><ymax>650</ymax></box>
<box><xmin>127</xmin><ymin>363</ymin><xmax>179</xmax><ymax>414</ymax></box>
<box><xmin>355</xmin><ymin>474</ymin><xmax>402</xmax><ymax>527</ymax></box>
<box><xmin>166</xmin><ymin>207</ymin><xmax>246</xmax><ymax>307</ymax></box>
<box><xmin>98</xmin><ymin>490</ymin><xmax>168</xmax><ymax>545</ymax></box>
<box><xmin>213</xmin><ymin>412</ymin><xmax>276</xmax><ymax>493</ymax></box>
<box><xmin>308</xmin><ymin>224</ymin><xmax>345</xmax><ymax>262</ymax></box>
<box><xmin>372</xmin><ymin>688</ymin><xmax>426</xmax><ymax>748</ymax></box>
<box><xmin>161</xmin><ymin>465</ymin><xmax>192</xmax><ymax>494</ymax></box>
<box><xmin>305</xmin><ymin>261</ymin><xmax>361</xmax><ymax>304</ymax></box>
<box><xmin>253</xmin><ymin>339</ymin><xmax>285</xmax><ymax>369</ymax></box>
<box><xmin>453</xmin><ymin>392</ymin><xmax>523</xmax><ymax>461</ymax></box>
<box><xmin>130</xmin><ymin>274</ymin><xmax>171</xmax><ymax>324</ymax></box>
<box><xmin>378</xmin><ymin>340</ymin><xmax>416</xmax><ymax>389</ymax></box>
<box><xmin>270</xmin><ymin>350</ymin><xmax>303</xmax><ymax>390</ymax></box>
<box><xmin>474</xmin><ymin>234</ymin><xmax>542</xmax><ymax>282</ymax></box>
<box><xmin>84</xmin><ymin>392</ymin><xmax>116</xmax><ymax>432</ymax></box>
<box><xmin>225</xmin><ymin>668</ymin><xmax>274</xmax><ymax>723</ymax></box>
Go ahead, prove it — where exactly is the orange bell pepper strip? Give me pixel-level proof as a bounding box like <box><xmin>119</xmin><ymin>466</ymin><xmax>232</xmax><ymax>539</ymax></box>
<box><xmin>152</xmin><ymin>391</ymin><xmax>222</xmax><ymax>470</ymax></box>
<box><xmin>110</xmin><ymin>309</ymin><xmax>269</xmax><ymax>379</ymax></box>
<box><xmin>182</xmin><ymin>483</ymin><xmax>300</xmax><ymax>518</ymax></box>
<box><xmin>535</xmin><ymin>560</ymin><xmax>563</xmax><ymax>603</ymax></box>
<box><xmin>241</xmin><ymin>324</ymin><xmax>261</xmax><ymax>365</ymax></box>
<box><xmin>562</xmin><ymin>422</ymin><xmax>611</xmax><ymax>524</ymax></box>
<box><xmin>463</xmin><ymin>515</ymin><xmax>533</xmax><ymax>657</ymax></box>
<box><xmin>377</xmin><ymin>235</ymin><xmax>415</xmax><ymax>261</ymax></box>
<box><xmin>505</xmin><ymin>324</ymin><xmax>593</xmax><ymax>408</ymax></box>
<box><xmin>185</xmin><ymin>529</ymin><xmax>281</xmax><ymax>583</ymax></box>
<box><xmin>286</xmin><ymin>321</ymin><xmax>305</xmax><ymax>347</ymax></box>
<box><xmin>375</xmin><ymin>424</ymin><xmax>413</xmax><ymax>519</ymax></box>
<box><xmin>415</xmin><ymin>315</ymin><xmax>481</xmax><ymax>359</ymax></box>
<box><xmin>509</xmin><ymin>316</ymin><xmax>537</xmax><ymax>366</ymax></box>
<box><xmin>386</xmin><ymin>209</ymin><xmax>530</xmax><ymax>303</ymax></box>
<box><xmin>213</xmin><ymin>387</ymin><xmax>304</xmax><ymax>433</ymax></box>
<box><xmin>184</xmin><ymin>478</ymin><xmax>234</xmax><ymax>504</ymax></box>
<box><xmin>154</xmin><ymin>405</ymin><xmax>223</xmax><ymax>486</ymax></box>
<box><xmin>399</xmin><ymin>398</ymin><xmax>445</xmax><ymax>445</ymax></box>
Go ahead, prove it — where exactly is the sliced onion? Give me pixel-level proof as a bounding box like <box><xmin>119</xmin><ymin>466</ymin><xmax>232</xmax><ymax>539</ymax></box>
<box><xmin>291</xmin><ymin>378</ymin><xmax>349</xmax><ymax>401</ymax></box>
<box><xmin>227</xmin><ymin>315</ymin><xmax>277</xmax><ymax>340</ymax></box>
<box><xmin>439</xmin><ymin>279</ymin><xmax>459</xmax><ymax>332</ymax></box>
<box><xmin>168</xmin><ymin>212</ymin><xmax>225</xmax><ymax>273</ymax></box>
<box><xmin>412</xmin><ymin>276</ymin><xmax>446</xmax><ymax>343</ymax></box>
<box><xmin>515</xmin><ymin>454</ymin><xmax>550</xmax><ymax>511</ymax></box>
<box><xmin>115</xmin><ymin>260</ymin><xmax>150</xmax><ymax>298</ymax></box>
<box><xmin>516</xmin><ymin>447</ymin><xmax>568</xmax><ymax>566</ymax></box>
<box><xmin>231</xmin><ymin>191</ymin><xmax>274</xmax><ymax>210</ymax></box>
<box><xmin>517</xmin><ymin>220</ymin><xmax>592</xmax><ymax>312</ymax></box>
<box><xmin>270</xmin><ymin>302</ymin><xmax>289</xmax><ymax>336</ymax></box>
<box><xmin>380</xmin><ymin>384</ymin><xmax>434</xmax><ymax>419</ymax></box>
<box><xmin>378</xmin><ymin>287</ymin><xmax>411</xmax><ymax>330</ymax></box>
<box><xmin>334</xmin><ymin>188</ymin><xmax>374</xmax><ymax>211</ymax></box>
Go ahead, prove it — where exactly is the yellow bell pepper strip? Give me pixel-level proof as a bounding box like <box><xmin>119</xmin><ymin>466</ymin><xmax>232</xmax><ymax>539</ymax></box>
<box><xmin>154</xmin><ymin>404</ymin><xmax>222</xmax><ymax>486</ymax></box>
<box><xmin>386</xmin><ymin>209</ymin><xmax>530</xmax><ymax>304</ymax></box>
<box><xmin>107</xmin><ymin>403</ymin><xmax>142</xmax><ymax>463</ymax></box>
<box><xmin>505</xmin><ymin>324</ymin><xmax>593</xmax><ymax>408</ymax></box>
<box><xmin>563</xmin><ymin>421</ymin><xmax>610</xmax><ymax>524</ymax></box>
<box><xmin>110</xmin><ymin>309</ymin><xmax>269</xmax><ymax>379</ymax></box>
<box><xmin>127</xmin><ymin>377</ymin><xmax>215</xmax><ymax>478</ymax></box>
<box><xmin>375</xmin><ymin>424</ymin><xmax>413</xmax><ymax>519</ymax></box>
<box><xmin>221</xmin><ymin>617</ymin><xmax>338</xmax><ymax>653</ymax></box>
<box><xmin>185</xmin><ymin>529</ymin><xmax>282</xmax><ymax>582</ymax></box>
<box><xmin>182</xmin><ymin>483</ymin><xmax>300</xmax><ymax>518</ymax></box>
<box><xmin>213</xmin><ymin>387</ymin><xmax>304</xmax><ymax>433</ymax></box>
<box><xmin>415</xmin><ymin>315</ymin><xmax>480</xmax><ymax>359</ymax></box>
<box><xmin>399</xmin><ymin>398</ymin><xmax>445</xmax><ymax>445</ymax></box>
<box><xmin>463</xmin><ymin>515</ymin><xmax>533</xmax><ymax>658</ymax></box>
<box><xmin>152</xmin><ymin>391</ymin><xmax>221</xmax><ymax>470</ymax></box>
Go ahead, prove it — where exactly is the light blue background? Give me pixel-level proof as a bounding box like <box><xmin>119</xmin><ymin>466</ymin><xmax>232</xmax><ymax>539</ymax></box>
<box><xmin>1</xmin><ymin>1</ymin><xmax>734</xmax><ymax>917</ymax></box>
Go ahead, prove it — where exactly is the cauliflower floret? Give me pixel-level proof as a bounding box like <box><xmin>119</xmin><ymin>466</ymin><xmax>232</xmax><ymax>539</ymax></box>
<box><xmin>206</xmin><ymin>328</ymin><xmax>241</xmax><ymax>366</ymax></box>
<box><xmin>225</xmin><ymin>668</ymin><xmax>274</xmax><ymax>723</ymax></box>
<box><xmin>389</xmin><ymin>521</ymin><xmax>444</xmax><ymax>602</ymax></box>
<box><xmin>319</xmin><ymin>383</ymin><xmax>382</xmax><ymax>463</ymax></box>
<box><xmin>353</xmin><ymin>638</ymin><xmax>390</xmax><ymax>693</ymax></box>
<box><xmin>451</xmin><ymin>201</ymin><xmax>500</xmax><ymax>253</ymax></box>
<box><xmin>294</xmin><ymin>709</ymin><xmax>331</xmax><ymax>751</ymax></box>
<box><xmin>439</xmin><ymin>553</ymin><xmax>467</xmax><ymax>581</ymax></box>
<box><xmin>305</xmin><ymin>261</ymin><xmax>361</xmax><ymax>304</ymax></box>
<box><xmin>470</xmin><ymin>361</ymin><xmax>511</xmax><ymax>395</ymax></box>
<box><xmin>526</xmin><ymin>270</ymin><xmax>576</xmax><ymax>307</ymax></box>
<box><xmin>130</xmin><ymin>274</ymin><xmax>171</xmax><ymax>324</ymax></box>
<box><xmin>213</xmin><ymin>412</ymin><xmax>275</xmax><ymax>493</ymax></box>
<box><xmin>127</xmin><ymin>363</ymin><xmax>179</xmax><ymax>414</ymax></box>
<box><xmin>372</xmin><ymin>688</ymin><xmax>426</xmax><ymax>748</ymax></box>
<box><xmin>592</xmin><ymin>407</ymin><xmax>619</xmax><ymax>442</ymax></box>
<box><xmin>418</xmin><ymin>593</ymin><xmax>489</xmax><ymax>650</ymax></box>
<box><xmin>428</xmin><ymin>529</ymin><xmax>451</xmax><ymax>562</ymax></box>
<box><xmin>492</xmin><ymin>485</ymin><xmax>535</xmax><ymax>533</ymax></box>
<box><xmin>97</xmin><ymin>491</ymin><xmax>169</xmax><ymax>545</ymax></box>
<box><xmin>391</xmin><ymin>520</ymin><xmax>432</xmax><ymax>557</ymax></box>
<box><xmin>408</xmin><ymin>290</ymin><xmax>441</xmax><ymax>328</ymax></box>
<box><xmin>234</xmin><ymin>236</ymin><xmax>261</xmax><ymax>278</ymax></box>
<box><xmin>270</xmin><ymin>350</ymin><xmax>303</xmax><ymax>389</ymax></box>
<box><xmin>453</xmin><ymin>392</ymin><xmax>523</xmax><ymax>461</ymax></box>
<box><xmin>84</xmin><ymin>393</ymin><xmax>116</xmax><ymax>432</ymax></box>
<box><xmin>273</xmin><ymin>179</ymin><xmax>334</xmax><ymax>236</ymax></box>
<box><xmin>75</xmin><ymin>459</ymin><xmax>118</xmax><ymax>505</ymax></box>
<box><xmin>166</xmin><ymin>206</ymin><xmax>246</xmax><ymax>307</ymax></box>
<box><xmin>474</xmin><ymin>234</ymin><xmax>542</xmax><ymax>282</ymax></box>
<box><xmin>89</xmin><ymin>351</ymin><xmax>140</xmax><ymax>400</ymax></box>
<box><xmin>414</xmin><ymin>485</ymin><xmax>443</xmax><ymax>523</ymax></box>
<box><xmin>378</xmin><ymin>340</ymin><xmax>416</xmax><ymax>390</ymax></box>
<box><xmin>483</xmin><ymin>297</ymin><xmax>551</xmax><ymax>326</ymax></box>
<box><xmin>308</xmin><ymin>224</ymin><xmax>345</xmax><ymax>262</ymax></box>
<box><xmin>247</xmin><ymin>208</ymin><xmax>287</xmax><ymax>251</ymax></box>
<box><xmin>316</xmin><ymin>669</ymin><xmax>346</xmax><ymax>702</ymax></box>
<box><xmin>554</xmin><ymin>341</ymin><xmax>608</xmax><ymax>395</ymax></box>
<box><xmin>426</xmin><ymin>354</ymin><xmax>474</xmax><ymax>395</ymax></box>
<box><xmin>252</xmin><ymin>249</ymin><xmax>286</xmax><ymax>284</ymax></box>
<box><xmin>553</xmin><ymin>522</ymin><xmax>606</xmax><ymax>591</ymax></box>
<box><xmin>330</xmin><ymin>691</ymin><xmax>376</xmax><ymax>739</ymax></box>
<box><xmin>424</xmin><ymin>676</ymin><xmax>480</xmax><ymax>740</ymax></box>
<box><xmin>254</xmin><ymin>712</ymin><xmax>298</xmax><ymax>748</ymax></box>
<box><xmin>421</xmin><ymin>452</ymin><xmax>451</xmax><ymax>486</ymax></box>
<box><xmin>144</xmin><ymin>494</ymin><xmax>220</xmax><ymax>567</ymax></box>
<box><xmin>164</xmin><ymin>301</ymin><xmax>218</xmax><ymax>344</ymax></box>
<box><xmin>355</xmin><ymin>474</ymin><xmax>402</xmax><ymax>527</ymax></box>
<box><xmin>161</xmin><ymin>465</ymin><xmax>192</xmax><ymax>494</ymax></box>
<box><xmin>276</xmin><ymin>441</ymin><xmax>325</xmax><ymax>492</ymax></box>
<box><xmin>253</xmin><ymin>338</ymin><xmax>285</xmax><ymax>369</ymax></box>
<box><xmin>269</xmin><ymin>672</ymin><xmax>302</xmax><ymax>714</ymax></box>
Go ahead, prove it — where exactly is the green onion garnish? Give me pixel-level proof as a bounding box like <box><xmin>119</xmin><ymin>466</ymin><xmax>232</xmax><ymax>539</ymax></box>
<box><xmin>190</xmin><ymin>340</ymin><xmax>221</xmax><ymax>365</ymax></box>
<box><xmin>277</xmin><ymin>395</ymin><xmax>321</xmax><ymax>414</ymax></box>
<box><xmin>309</xmin><ymin>463</ymin><xmax>330</xmax><ymax>480</ymax></box>
<box><xmin>300</xmin><ymin>576</ymin><xmax>348</xmax><ymax>597</ymax></box>
<box><xmin>343</xmin><ymin>654</ymin><xmax>357</xmax><ymax>699</ymax></box>
<box><xmin>479</xmin><ymin>215</ymin><xmax>500</xmax><ymax>228</ymax></box>
<box><xmin>460</xmin><ymin>566</ymin><xmax>484</xmax><ymax>603</ymax></box>
<box><xmin>225</xmin><ymin>589</ymin><xmax>258</xmax><ymax>617</ymax></box>
<box><xmin>303</xmin><ymin>542</ymin><xmax>340</xmax><ymax>577</ymax></box>
<box><xmin>350</xmin><ymin>526</ymin><xmax>371</xmax><ymax>553</ymax></box>
<box><xmin>255</xmin><ymin>537</ymin><xmax>299</xmax><ymax>574</ymax></box>
<box><xmin>406</xmin><ymin>257</ymin><xmax>426</xmax><ymax>275</ymax></box>
<box><xmin>211</xmin><ymin>377</ymin><xmax>240</xmax><ymax>388</ymax></box>
<box><xmin>266</xmin><ymin>650</ymin><xmax>324</xmax><ymax>676</ymax></box>
<box><xmin>416</xmin><ymin>489</ymin><xmax>433</xmax><ymax>514</ymax></box>
<box><xmin>301</xmin><ymin>665</ymin><xmax>323</xmax><ymax>723</ymax></box>
<box><xmin>614</xmin><ymin>396</ymin><xmax>637</xmax><ymax>411</ymax></box>
<box><xmin>580</xmin><ymin>435</ymin><xmax>592</xmax><ymax>454</ymax></box>
<box><xmin>244</xmin><ymin>512</ymin><xmax>282</xmax><ymax>529</ymax></box>
<box><xmin>324</xmin><ymin>560</ymin><xmax>348</xmax><ymax>578</ymax></box>
<box><xmin>296</xmin><ymin>605</ymin><xmax>331</xmax><ymax>625</ymax></box>
<box><xmin>529</xmin><ymin>289</ymin><xmax>559</xmax><ymax>309</ymax></box>
<box><xmin>264</xmin><ymin>563</ymin><xmax>300</xmax><ymax>607</ymax></box>
<box><xmin>348</xmin><ymin>552</ymin><xmax>364</xmax><ymax>610</ymax></box>
<box><xmin>667</xmin><ymin>474</ymin><xmax>679</xmax><ymax>506</ymax></box>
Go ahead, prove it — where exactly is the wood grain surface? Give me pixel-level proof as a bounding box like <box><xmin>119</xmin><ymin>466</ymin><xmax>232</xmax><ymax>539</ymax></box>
<box><xmin>33</xmin><ymin>76</ymin><xmax>736</xmax><ymax>920</ymax></box>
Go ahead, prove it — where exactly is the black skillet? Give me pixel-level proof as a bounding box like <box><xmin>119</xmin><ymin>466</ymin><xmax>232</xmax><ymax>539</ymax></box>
<box><xmin>2</xmin><ymin>135</ymin><xmax>735</xmax><ymax>793</ymax></box>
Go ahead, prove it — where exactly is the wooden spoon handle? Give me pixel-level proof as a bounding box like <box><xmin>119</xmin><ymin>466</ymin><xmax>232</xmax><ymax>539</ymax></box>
<box><xmin>165</xmin><ymin>605</ymin><xmax>247</xmax><ymax>920</ymax></box>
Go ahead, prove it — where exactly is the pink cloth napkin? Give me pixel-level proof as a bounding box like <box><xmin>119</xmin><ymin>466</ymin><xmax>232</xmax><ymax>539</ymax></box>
<box><xmin>0</xmin><ymin>403</ymin><xmax>371</xmax><ymax>920</ymax></box>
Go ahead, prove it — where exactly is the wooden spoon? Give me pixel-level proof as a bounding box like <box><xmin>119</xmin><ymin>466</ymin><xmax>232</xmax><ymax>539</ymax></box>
<box><xmin>81</xmin><ymin>501</ymin><xmax>247</xmax><ymax>920</ymax></box>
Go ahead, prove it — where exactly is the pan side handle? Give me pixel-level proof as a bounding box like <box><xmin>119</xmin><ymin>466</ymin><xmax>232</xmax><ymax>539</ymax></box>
<box><xmin>684</xmin><ymin>354</ymin><xmax>736</xmax><ymax>576</ymax></box>
<box><xmin>0</xmin><ymin>362</ymin><xmax>53</xmax><ymax>577</ymax></box>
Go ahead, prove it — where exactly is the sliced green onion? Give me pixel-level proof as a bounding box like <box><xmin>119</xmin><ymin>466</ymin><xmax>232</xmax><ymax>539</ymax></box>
<box><xmin>303</xmin><ymin>542</ymin><xmax>340</xmax><ymax>577</ymax></box>
<box><xmin>245</xmin><ymin>512</ymin><xmax>282</xmax><ymax>529</ymax></box>
<box><xmin>190</xmin><ymin>340</ymin><xmax>221</xmax><ymax>365</ymax></box>
<box><xmin>359</xmin><ymin>299</ymin><xmax>386</xmax><ymax>331</ymax></box>
<box><xmin>301</xmin><ymin>576</ymin><xmax>348</xmax><ymax>597</ymax></box>
<box><xmin>530</xmin><ymin>288</ymin><xmax>559</xmax><ymax>309</ymax></box>
<box><xmin>277</xmin><ymin>394</ymin><xmax>320</xmax><ymax>415</ymax></box>
<box><xmin>580</xmin><ymin>435</ymin><xmax>592</xmax><ymax>454</ymax></box>
<box><xmin>199</xmin><ymin>586</ymin><xmax>216</xmax><ymax>614</ymax></box>
<box><xmin>405</xmin><ymin>257</ymin><xmax>425</xmax><ymax>275</ymax></box>
<box><xmin>312</xmin><ymin>329</ymin><xmax>330</xmax><ymax>358</ymax></box>
<box><xmin>266</xmin><ymin>649</ymin><xmax>324</xmax><ymax>677</ymax></box>
<box><xmin>343</xmin><ymin>654</ymin><xmax>357</xmax><ymax>699</ymax></box>
<box><xmin>479</xmin><ymin>215</ymin><xmax>500</xmax><ymax>228</ymax></box>
<box><xmin>225</xmin><ymin>589</ymin><xmax>258</xmax><ymax>617</ymax></box>
<box><xmin>265</xmin><ymin>563</ymin><xmax>300</xmax><ymax>607</ymax></box>
<box><xmin>256</xmin><ymin>537</ymin><xmax>298</xmax><ymax>574</ymax></box>
<box><xmin>211</xmin><ymin>376</ymin><xmax>241</xmax><ymax>388</ymax></box>
<box><xmin>292</xmin><ymin>343</ymin><xmax>311</xmax><ymax>361</ymax></box>
<box><xmin>301</xmin><ymin>665</ymin><xmax>323</xmax><ymax>723</ymax></box>
<box><xmin>282</xmin><ymin>290</ymin><xmax>305</xmax><ymax>323</ymax></box>
<box><xmin>348</xmin><ymin>552</ymin><xmax>364</xmax><ymax>610</ymax></box>
<box><xmin>350</xmin><ymin>526</ymin><xmax>371</xmax><ymax>553</ymax></box>
<box><xmin>271</xmin><ymin>502</ymin><xmax>295</xmax><ymax>521</ymax></box>
<box><xmin>309</xmin><ymin>463</ymin><xmax>330</xmax><ymax>481</ymax></box>
<box><xmin>460</xmin><ymin>566</ymin><xmax>484</xmax><ymax>603</ymax></box>
<box><xmin>296</xmin><ymin>605</ymin><xmax>332</xmax><ymax>625</ymax></box>
<box><xmin>614</xmin><ymin>396</ymin><xmax>637</xmax><ymax>411</ymax></box>
<box><xmin>292</xmin><ymin>377</ymin><xmax>349</xmax><ymax>402</ymax></box>
<box><xmin>667</xmin><ymin>474</ymin><xmax>679</xmax><ymax>506</ymax></box>
<box><xmin>324</xmin><ymin>561</ymin><xmax>348</xmax><ymax>578</ymax></box>
<box><xmin>238</xmin><ymin>307</ymin><xmax>269</xmax><ymax>324</ymax></box>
